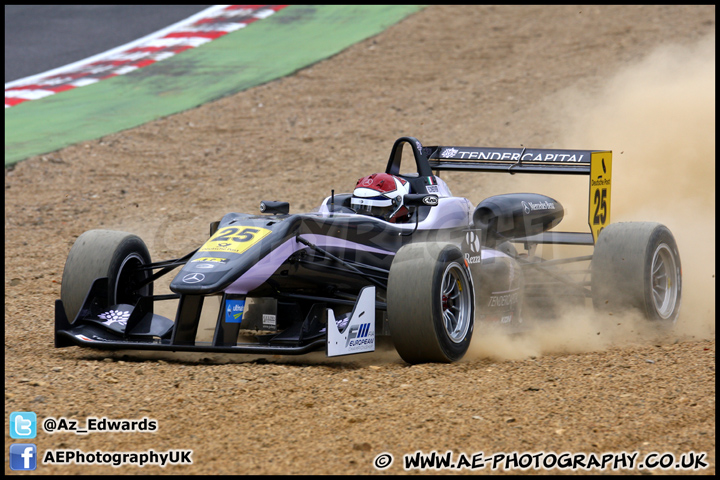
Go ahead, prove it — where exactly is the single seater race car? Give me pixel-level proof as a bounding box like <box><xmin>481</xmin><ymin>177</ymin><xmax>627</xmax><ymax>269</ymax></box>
<box><xmin>55</xmin><ymin>136</ymin><xmax>682</xmax><ymax>364</ymax></box>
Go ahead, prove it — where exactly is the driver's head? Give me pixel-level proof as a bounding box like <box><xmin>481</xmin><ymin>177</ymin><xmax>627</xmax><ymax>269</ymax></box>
<box><xmin>351</xmin><ymin>173</ymin><xmax>411</xmax><ymax>223</ymax></box>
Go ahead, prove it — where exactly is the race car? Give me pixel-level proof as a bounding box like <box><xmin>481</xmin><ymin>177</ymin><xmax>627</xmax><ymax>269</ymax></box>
<box><xmin>54</xmin><ymin>136</ymin><xmax>682</xmax><ymax>364</ymax></box>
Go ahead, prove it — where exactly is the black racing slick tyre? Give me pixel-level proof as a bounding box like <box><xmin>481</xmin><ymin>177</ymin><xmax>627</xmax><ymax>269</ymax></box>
<box><xmin>60</xmin><ymin>230</ymin><xmax>152</xmax><ymax>323</ymax></box>
<box><xmin>591</xmin><ymin>222</ymin><xmax>681</xmax><ymax>324</ymax></box>
<box><xmin>387</xmin><ymin>243</ymin><xmax>474</xmax><ymax>364</ymax></box>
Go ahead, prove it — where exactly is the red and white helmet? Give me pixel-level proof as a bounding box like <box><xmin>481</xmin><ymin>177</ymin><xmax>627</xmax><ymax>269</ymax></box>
<box><xmin>351</xmin><ymin>173</ymin><xmax>411</xmax><ymax>222</ymax></box>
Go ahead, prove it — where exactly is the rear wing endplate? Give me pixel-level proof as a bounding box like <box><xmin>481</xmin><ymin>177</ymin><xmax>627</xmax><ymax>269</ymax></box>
<box><xmin>422</xmin><ymin>144</ymin><xmax>612</xmax><ymax>243</ymax></box>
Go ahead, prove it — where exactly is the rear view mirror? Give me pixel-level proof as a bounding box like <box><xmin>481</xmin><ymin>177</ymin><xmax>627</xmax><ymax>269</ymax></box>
<box><xmin>404</xmin><ymin>194</ymin><xmax>438</xmax><ymax>207</ymax></box>
<box><xmin>260</xmin><ymin>201</ymin><xmax>290</xmax><ymax>215</ymax></box>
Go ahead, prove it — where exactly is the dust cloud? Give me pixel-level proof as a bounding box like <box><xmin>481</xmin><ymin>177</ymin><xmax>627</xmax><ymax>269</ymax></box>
<box><xmin>468</xmin><ymin>33</ymin><xmax>715</xmax><ymax>361</ymax></box>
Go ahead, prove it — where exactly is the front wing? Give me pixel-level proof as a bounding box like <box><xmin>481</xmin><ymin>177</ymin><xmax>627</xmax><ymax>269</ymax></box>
<box><xmin>54</xmin><ymin>275</ymin><xmax>377</xmax><ymax>358</ymax></box>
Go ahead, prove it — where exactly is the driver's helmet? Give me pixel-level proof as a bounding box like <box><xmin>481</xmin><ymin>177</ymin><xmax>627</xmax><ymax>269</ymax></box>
<box><xmin>351</xmin><ymin>173</ymin><xmax>411</xmax><ymax>223</ymax></box>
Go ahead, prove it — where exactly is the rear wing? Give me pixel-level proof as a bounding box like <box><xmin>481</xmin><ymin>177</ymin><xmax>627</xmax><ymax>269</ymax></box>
<box><xmin>425</xmin><ymin>145</ymin><xmax>603</xmax><ymax>175</ymax></box>
<box><xmin>427</xmin><ymin>144</ymin><xmax>612</xmax><ymax>243</ymax></box>
<box><xmin>384</xmin><ymin>137</ymin><xmax>612</xmax><ymax>243</ymax></box>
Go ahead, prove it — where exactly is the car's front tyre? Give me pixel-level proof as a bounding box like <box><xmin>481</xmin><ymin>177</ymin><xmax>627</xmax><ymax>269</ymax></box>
<box><xmin>387</xmin><ymin>242</ymin><xmax>474</xmax><ymax>363</ymax></box>
<box><xmin>60</xmin><ymin>230</ymin><xmax>152</xmax><ymax>323</ymax></box>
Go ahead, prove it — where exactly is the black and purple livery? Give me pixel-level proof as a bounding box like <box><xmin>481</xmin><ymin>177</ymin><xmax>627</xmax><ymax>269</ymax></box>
<box><xmin>54</xmin><ymin>137</ymin><xmax>681</xmax><ymax>363</ymax></box>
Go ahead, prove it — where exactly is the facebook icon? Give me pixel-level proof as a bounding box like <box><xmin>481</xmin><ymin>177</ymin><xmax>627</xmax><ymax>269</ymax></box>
<box><xmin>10</xmin><ymin>444</ymin><xmax>37</xmax><ymax>470</ymax></box>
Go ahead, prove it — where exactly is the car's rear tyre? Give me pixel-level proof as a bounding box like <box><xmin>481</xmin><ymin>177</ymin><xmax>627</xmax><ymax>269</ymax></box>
<box><xmin>591</xmin><ymin>222</ymin><xmax>681</xmax><ymax>324</ymax></box>
<box><xmin>387</xmin><ymin>242</ymin><xmax>474</xmax><ymax>363</ymax></box>
<box><xmin>61</xmin><ymin>230</ymin><xmax>152</xmax><ymax>323</ymax></box>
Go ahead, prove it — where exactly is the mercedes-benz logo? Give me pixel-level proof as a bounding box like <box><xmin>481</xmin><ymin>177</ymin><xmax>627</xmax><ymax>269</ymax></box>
<box><xmin>183</xmin><ymin>273</ymin><xmax>206</xmax><ymax>283</ymax></box>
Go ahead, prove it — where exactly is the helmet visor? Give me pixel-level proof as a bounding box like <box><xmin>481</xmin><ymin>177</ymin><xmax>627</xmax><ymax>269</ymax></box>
<box><xmin>351</xmin><ymin>196</ymin><xmax>394</xmax><ymax>219</ymax></box>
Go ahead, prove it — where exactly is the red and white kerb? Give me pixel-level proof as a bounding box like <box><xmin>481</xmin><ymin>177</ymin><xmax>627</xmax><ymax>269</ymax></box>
<box><xmin>5</xmin><ymin>5</ymin><xmax>288</xmax><ymax>108</ymax></box>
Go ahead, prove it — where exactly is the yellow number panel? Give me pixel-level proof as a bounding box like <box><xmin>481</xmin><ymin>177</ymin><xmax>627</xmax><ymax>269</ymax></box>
<box><xmin>588</xmin><ymin>151</ymin><xmax>612</xmax><ymax>243</ymax></box>
<box><xmin>200</xmin><ymin>226</ymin><xmax>272</xmax><ymax>254</ymax></box>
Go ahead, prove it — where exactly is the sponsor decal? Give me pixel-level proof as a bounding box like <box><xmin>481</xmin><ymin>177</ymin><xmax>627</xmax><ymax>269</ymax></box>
<box><xmin>327</xmin><ymin>287</ymin><xmax>376</xmax><ymax>357</ymax></box>
<box><xmin>182</xmin><ymin>273</ymin><xmax>205</xmax><ymax>283</ymax></box>
<box><xmin>225</xmin><ymin>299</ymin><xmax>245</xmax><ymax>324</ymax></box>
<box><xmin>453</xmin><ymin>150</ymin><xmax>586</xmax><ymax>163</ymax></box>
<box><xmin>262</xmin><ymin>314</ymin><xmax>276</xmax><ymax>328</ymax></box>
<box><xmin>464</xmin><ymin>246</ymin><xmax>510</xmax><ymax>265</ymax></box>
<box><xmin>191</xmin><ymin>257</ymin><xmax>228</xmax><ymax>263</ymax></box>
<box><xmin>74</xmin><ymin>333</ymin><xmax>113</xmax><ymax>342</ymax></box>
<box><xmin>480</xmin><ymin>314</ymin><xmax>513</xmax><ymax>324</ymax></box>
<box><xmin>194</xmin><ymin>263</ymin><xmax>216</xmax><ymax>269</ymax></box>
<box><xmin>465</xmin><ymin>253</ymin><xmax>483</xmax><ymax>264</ymax></box>
<box><xmin>422</xmin><ymin>195</ymin><xmax>439</xmax><ymax>206</ymax></box>
<box><xmin>521</xmin><ymin>200</ymin><xmax>555</xmax><ymax>214</ymax></box>
<box><xmin>441</xmin><ymin>147</ymin><xmax>459</xmax><ymax>158</ymax></box>
<box><xmin>488</xmin><ymin>292</ymin><xmax>519</xmax><ymax>307</ymax></box>
<box><xmin>356</xmin><ymin>173</ymin><xmax>405</xmax><ymax>193</ymax></box>
<box><xmin>465</xmin><ymin>231</ymin><xmax>481</xmax><ymax>253</ymax></box>
<box><xmin>589</xmin><ymin>151</ymin><xmax>612</xmax><ymax>242</ymax></box>
<box><xmin>426</xmin><ymin>184</ymin><xmax>439</xmax><ymax>194</ymax></box>
<box><xmin>346</xmin><ymin>322</ymin><xmax>373</xmax><ymax>348</ymax></box>
<box><xmin>98</xmin><ymin>309</ymin><xmax>131</xmax><ymax>327</ymax></box>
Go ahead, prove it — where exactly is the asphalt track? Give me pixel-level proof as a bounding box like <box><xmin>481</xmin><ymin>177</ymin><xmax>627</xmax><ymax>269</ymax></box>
<box><xmin>4</xmin><ymin>5</ymin><xmax>210</xmax><ymax>83</ymax></box>
<box><xmin>4</xmin><ymin>5</ymin><xmax>424</xmax><ymax>166</ymax></box>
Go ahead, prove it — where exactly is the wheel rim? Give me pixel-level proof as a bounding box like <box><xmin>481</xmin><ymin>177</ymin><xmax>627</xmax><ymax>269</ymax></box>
<box><xmin>440</xmin><ymin>262</ymin><xmax>472</xmax><ymax>343</ymax></box>
<box><xmin>115</xmin><ymin>253</ymin><xmax>149</xmax><ymax>305</ymax></box>
<box><xmin>650</xmin><ymin>243</ymin><xmax>678</xmax><ymax>319</ymax></box>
